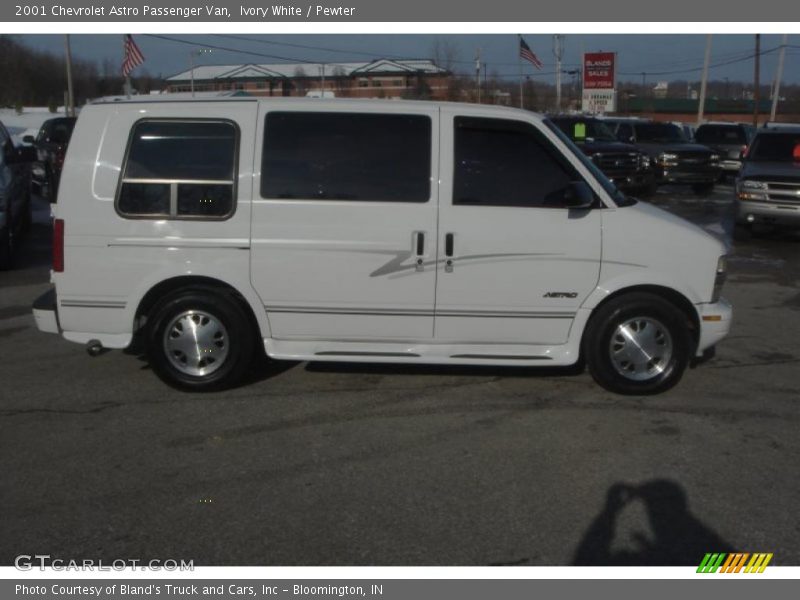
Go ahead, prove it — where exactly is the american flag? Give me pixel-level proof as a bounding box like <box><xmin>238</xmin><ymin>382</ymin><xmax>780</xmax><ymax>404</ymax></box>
<box><xmin>122</xmin><ymin>35</ymin><xmax>145</xmax><ymax>77</ymax></box>
<box><xmin>519</xmin><ymin>37</ymin><xmax>543</xmax><ymax>70</ymax></box>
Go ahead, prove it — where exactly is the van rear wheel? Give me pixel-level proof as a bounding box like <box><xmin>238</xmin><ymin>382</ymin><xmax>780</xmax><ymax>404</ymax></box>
<box><xmin>146</xmin><ymin>288</ymin><xmax>255</xmax><ymax>391</ymax></box>
<box><xmin>584</xmin><ymin>293</ymin><xmax>691</xmax><ymax>395</ymax></box>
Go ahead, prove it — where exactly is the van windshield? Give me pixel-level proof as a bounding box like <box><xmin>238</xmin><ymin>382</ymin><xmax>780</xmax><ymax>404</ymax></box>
<box><xmin>543</xmin><ymin>119</ymin><xmax>635</xmax><ymax>207</ymax></box>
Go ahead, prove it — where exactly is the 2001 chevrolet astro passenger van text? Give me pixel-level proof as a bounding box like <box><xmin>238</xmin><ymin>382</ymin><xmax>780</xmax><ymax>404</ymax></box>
<box><xmin>32</xmin><ymin>98</ymin><xmax>732</xmax><ymax>394</ymax></box>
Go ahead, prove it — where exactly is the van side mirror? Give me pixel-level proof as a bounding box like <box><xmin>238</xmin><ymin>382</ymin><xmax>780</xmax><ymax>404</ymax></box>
<box><xmin>563</xmin><ymin>181</ymin><xmax>595</xmax><ymax>209</ymax></box>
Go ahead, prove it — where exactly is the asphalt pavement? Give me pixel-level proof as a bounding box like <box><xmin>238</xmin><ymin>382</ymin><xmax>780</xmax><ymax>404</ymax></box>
<box><xmin>1</xmin><ymin>185</ymin><xmax>799</xmax><ymax>566</ymax></box>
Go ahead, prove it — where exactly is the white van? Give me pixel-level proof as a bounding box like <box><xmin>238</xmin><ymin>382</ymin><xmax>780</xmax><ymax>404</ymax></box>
<box><xmin>32</xmin><ymin>98</ymin><xmax>731</xmax><ymax>395</ymax></box>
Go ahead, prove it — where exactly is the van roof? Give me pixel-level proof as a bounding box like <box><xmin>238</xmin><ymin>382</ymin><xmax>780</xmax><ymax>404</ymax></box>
<box><xmin>87</xmin><ymin>96</ymin><xmax>546</xmax><ymax>120</ymax></box>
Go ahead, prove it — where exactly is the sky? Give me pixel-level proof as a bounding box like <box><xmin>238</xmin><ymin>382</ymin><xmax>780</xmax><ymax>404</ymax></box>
<box><xmin>11</xmin><ymin>33</ymin><xmax>800</xmax><ymax>85</ymax></box>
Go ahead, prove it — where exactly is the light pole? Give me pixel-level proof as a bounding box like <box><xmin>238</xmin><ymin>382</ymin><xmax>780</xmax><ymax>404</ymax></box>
<box><xmin>189</xmin><ymin>48</ymin><xmax>212</xmax><ymax>97</ymax></box>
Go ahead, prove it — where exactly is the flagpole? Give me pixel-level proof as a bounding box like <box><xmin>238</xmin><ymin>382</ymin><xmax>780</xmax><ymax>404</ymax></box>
<box><xmin>519</xmin><ymin>36</ymin><xmax>523</xmax><ymax>109</ymax></box>
<box><xmin>123</xmin><ymin>35</ymin><xmax>131</xmax><ymax>98</ymax></box>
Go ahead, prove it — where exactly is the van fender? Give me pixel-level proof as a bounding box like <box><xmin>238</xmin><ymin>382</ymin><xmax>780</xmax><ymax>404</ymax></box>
<box><xmin>127</xmin><ymin>265</ymin><xmax>272</xmax><ymax>340</ymax></box>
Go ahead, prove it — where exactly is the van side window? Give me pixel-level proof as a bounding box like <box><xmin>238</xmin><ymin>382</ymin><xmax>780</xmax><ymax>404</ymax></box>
<box><xmin>453</xmin><ymin>116</ymin><xmax>577</xmax><ymax>208</ymax></box>
<box><xmin>261</xmin><ymin>112</ymin><xmax>431</xmax><ymax>202</ymax></box>
<box><xmin>117</xmin><ymin>120</ymin><xmax>238</xmax><ymax>219</ymax></box>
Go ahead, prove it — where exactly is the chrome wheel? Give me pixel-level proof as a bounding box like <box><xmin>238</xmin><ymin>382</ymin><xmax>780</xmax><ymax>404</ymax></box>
<box><xmin>163</xmin><ymin>310</ymin><xmax>229</xmax><ymax>377</ymax></box>
<box><xmin>609</xmin><ymin>317</ymin><xmax>673</xmax><ymax>382</ymax></box>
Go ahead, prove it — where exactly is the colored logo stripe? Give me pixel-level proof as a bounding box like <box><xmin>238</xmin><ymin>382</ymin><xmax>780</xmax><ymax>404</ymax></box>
<box><xmin>698</xmin><ymin>553</ymin><xmax>773</xmax><ymax>573</ymax></box>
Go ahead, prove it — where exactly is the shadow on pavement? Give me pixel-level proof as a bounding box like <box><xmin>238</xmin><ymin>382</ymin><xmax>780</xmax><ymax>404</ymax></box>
<box><xmin>572</xmin><ymin>479</ymin><xmax>735</xmax><ymax>566</ymax></box>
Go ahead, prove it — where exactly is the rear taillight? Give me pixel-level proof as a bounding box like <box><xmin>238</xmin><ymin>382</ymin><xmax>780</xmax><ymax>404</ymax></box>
<box><xmin>741</xmin><ymin>144</ymin><xmax>749</xmax><ymax>159</ymax></box>
<box><xmin>53</xmin><ymin>219</ymin><xmax>64</xmax><ymax>272</ymax></box>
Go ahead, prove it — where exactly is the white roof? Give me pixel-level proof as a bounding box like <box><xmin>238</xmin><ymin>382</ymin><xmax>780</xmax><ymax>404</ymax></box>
<box><xmin>166</xmin><ymin>59</ymin><xmax>446</xmax><ymax>82</ymax></box>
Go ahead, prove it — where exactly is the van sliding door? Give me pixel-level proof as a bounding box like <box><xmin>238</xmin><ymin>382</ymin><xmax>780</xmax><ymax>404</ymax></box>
<box><xmin>251</xmin><ymin>107</ymin><xmax>439</xmax><ymax>341</ymax></box>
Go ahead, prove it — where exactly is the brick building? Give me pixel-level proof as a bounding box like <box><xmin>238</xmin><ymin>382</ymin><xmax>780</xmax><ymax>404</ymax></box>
<box><xmin>165</xmin><ymin>59</ymin><xmax>450</xmax><ymax>100</ymax></box>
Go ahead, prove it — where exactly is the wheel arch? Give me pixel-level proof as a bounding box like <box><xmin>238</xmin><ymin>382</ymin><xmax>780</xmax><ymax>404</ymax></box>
<box><xmin>133</xmin><ymin>275</ymin><xmax>268</xmax><ymax>342</ymax></box>
<box><xmin>582</xmin><ymin>284</ymin><xmax>700</xmax><ymax>351</ymax></box>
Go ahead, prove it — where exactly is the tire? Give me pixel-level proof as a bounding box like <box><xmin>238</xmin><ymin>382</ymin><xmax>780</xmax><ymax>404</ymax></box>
<box><xmin>145</xmin><ymin>287</ymin><xmax>256</xmax><ymax>391</ymax></box>
<box><xmin>583</xmin><ymin>292</ymin><xmax>692</xmax><ymax>395</ymax></box>
<box><xmin>0</xmin><ymin>227</ymin><xmax>13</xmax><ymax>271</ymax></box>
<box><xmin>691</xmin><ymin>182</ymin><xmax>714</xmax><ymax>196</ymax></box>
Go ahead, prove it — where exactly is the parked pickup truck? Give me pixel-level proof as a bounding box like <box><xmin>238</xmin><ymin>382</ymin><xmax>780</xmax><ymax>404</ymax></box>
<box><xmin>24</xmin><ymin>116</ymin><xmax>76</xmax><ymax>202</ymax></box>
<box><xmin>550</xmin><ymin>116</ymin><xmax>656</xmax><ymax>195</ymax></box>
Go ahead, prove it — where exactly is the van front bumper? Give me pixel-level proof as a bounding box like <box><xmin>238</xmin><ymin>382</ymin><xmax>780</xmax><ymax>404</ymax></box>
<box><xmin>33</xmin><ymin>287</ymin><xmax>60</xmax><ymax>334</ymax></box>
<box><xmin>696</xmin><ymin>297</ymin><xmax>733</xmax><ymax>356</ymax></box>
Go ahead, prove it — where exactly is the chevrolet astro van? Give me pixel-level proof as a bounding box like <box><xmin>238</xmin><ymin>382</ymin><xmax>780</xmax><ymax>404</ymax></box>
<box><xmin>32</xmin><ymin>98</ymin><xmax>732</xmax><ymax>395</ymax></box>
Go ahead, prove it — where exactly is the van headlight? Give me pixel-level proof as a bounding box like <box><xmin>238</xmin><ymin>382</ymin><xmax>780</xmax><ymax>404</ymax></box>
<box><xmin>737</xmin><ymin>179</ymin><xmax>768</xmax><ymax>201</ymax></box>
<box><xmin>712</xmin><ymin>255</ymin><xmax>728</xmax><ymax>303</ymax></box>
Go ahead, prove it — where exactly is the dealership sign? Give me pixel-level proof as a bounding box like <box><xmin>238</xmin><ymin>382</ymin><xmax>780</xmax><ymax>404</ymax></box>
<box><xmin>582</xmin><ymin>52</ymin><xmax>616</xmax><ymax>113</ymax></box>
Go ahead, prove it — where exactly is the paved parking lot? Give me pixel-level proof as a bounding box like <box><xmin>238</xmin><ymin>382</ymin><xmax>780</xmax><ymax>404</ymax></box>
<box><xmin>1</xmin><ymin>185</ymin><xmax>799</xmax><ymax>566</ymax></box>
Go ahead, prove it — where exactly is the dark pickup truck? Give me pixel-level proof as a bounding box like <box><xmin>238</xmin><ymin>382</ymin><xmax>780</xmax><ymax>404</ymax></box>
<box><xmin>1</xmin><ymin>120</ymin><xmax>37</xmax><ymax>269</ymax></box>
<box><xmin>550</xmin><ymin>116</ymin><xmax>656</xmax><ymax>195</ymax></box>
<box><xmin>24</xmin><ymin>116</ymin><xmax>76</xmax><ymax>202</ymax></box>
<box><xmin>604</xmin><ymin>119</ymin><xmax>721</xmax><ymax>195</ymax></box>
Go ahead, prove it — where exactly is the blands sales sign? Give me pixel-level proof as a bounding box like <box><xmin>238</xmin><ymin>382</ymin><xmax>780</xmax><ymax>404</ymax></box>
<box><xmin>583</xmin><ymin>52</ymin><xmax>615</xmax><ymax>89</ymax></box>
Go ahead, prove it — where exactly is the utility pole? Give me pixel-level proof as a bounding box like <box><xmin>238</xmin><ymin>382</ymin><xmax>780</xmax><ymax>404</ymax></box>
<box><xmin>483</xmin><ymin>63</ymin><xmax>488</xmax><ymax>104</ymax></box>
<box><xmin>64</xmin><ymin>35</ymin><xmax>75</xmax><ymax>116</ymax></box>
<box><xmin>189</xmin><ymin>48</ymin><xmax>211</xmax><ymax>97</ymax></box>
<box><xmin>770</xmin><ymin>34</ymin><xmax>788</xmax><ymax>122</ymax></box>
<box><xmin>753</xmin><ymin>33</ymin><xmax>761</xmax><ymax>127</ymax></box>
<box><xmin>553</xmin><ymin>35</ymin><xmax>564</xmax><ymax>112</ymax></box>
<box><xmin>697</xmin><ymin>34</ymin><xmax>712</xmax><ymax>124</ymax></box>
<box><xmin>475</xmin><ymin>48</ymin><xmax>481</xmax><ymax>104</ymax></box>
<box><xmin>320</xmin><ymin>63</ymin><xmax>326</xmax><ymax>97</ymax></box>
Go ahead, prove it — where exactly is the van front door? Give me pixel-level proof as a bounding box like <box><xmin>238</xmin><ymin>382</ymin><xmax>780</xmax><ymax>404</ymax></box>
<box><xmin>251</xmin><ymin>107</ymin><xmax>439</xmax><ymax>341</ymax></box>
<box><xmin>434</xmin><ymin>112</ymin><xmax>602</xmax><ymax>348</ymax></box>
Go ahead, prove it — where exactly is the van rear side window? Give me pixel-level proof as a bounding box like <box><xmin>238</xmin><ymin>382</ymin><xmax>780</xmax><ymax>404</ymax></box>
<box><xmin>261</xmin><ymin>112</ymin><xmax>431</xmax><ymax>202</ymax></box>
<box><xmin>116</xmin><ymin>120</ymin><xmax>238</xmax><ymax>219</ymax></box>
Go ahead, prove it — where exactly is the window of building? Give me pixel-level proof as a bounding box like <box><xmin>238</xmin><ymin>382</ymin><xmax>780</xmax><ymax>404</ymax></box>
<box><xmin>261</xmin><ymin>112</ymin><xmax>431</xmax><ymax>202</ymax></box>
<box><xmin>116</xmin><ymin>120</ymin><xmax>238</xmax><ymax>219</ymax></box>
<box><xmin>453</xmin><ymin>116</ymin><xmax>577</xmax><ymax>208</ymax></box>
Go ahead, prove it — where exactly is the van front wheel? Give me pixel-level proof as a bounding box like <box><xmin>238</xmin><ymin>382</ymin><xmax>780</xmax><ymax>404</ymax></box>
<box><xmin>146</xmin><ymin>288</ymin><xmax>255</xmax><ymax>391</ymax></box>
<box><xmin>584</xmin><ymin>293</ymin><xmax>691</xmax><ymax>395</ymax></box>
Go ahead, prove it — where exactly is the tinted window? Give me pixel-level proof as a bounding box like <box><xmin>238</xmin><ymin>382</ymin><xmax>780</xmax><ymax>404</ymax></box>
<box><xmin>117</xmin><ymin>120</ymin><xmax>237</xmax><ymax>219</ymax></box>
<box><xmin>261</xmin><ymin>112</ymin><xmax>431</xmax><ymax>202</ymax></box>
<box><xmin>551</xmin><ymin>118</ymin><xmax>617</xmax><ymax>142</ymax></box>
<box><xmin>696</xmin><ymin>125</ymin><xmax>747</xmax><ymax>145</ymax></box>
<box><xmin>454</xmin><ymin>117</ymin><xmax>577</xmax><ymax>208</ymax></box>
<box><xmin>634</xmin><ymin>123</ymin><xmax>686</xmax><ymax>143</ymax></box>
<box><xmin>748</xmin><ymin>133</ymin><xmax>800</xmax><ymax>162</ymax></box>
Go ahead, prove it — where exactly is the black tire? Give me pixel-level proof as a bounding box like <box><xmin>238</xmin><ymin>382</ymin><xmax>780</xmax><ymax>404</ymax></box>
<box><xmin>0</xmin><ymin>227</ymin><xmax>13</xmax><ymax>271</ymax></box>
<box><xmin>583</xmin><ymin>292</ymin><xmax>692</xmax><ymax>395</ymax></box>
<box><xmin>691</xmin><ymin>182</ymin><xmax>714</xmax><ymax>196</ymax></box>
<box><xmin>145</xmin><ymin>287</ymin><xmax>256</xmax><ymax>391</ymax></box>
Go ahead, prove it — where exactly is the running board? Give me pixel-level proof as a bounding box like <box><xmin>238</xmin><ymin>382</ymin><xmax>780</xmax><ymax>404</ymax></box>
<box><xmin>265</xmin><ymin>339</ymin><xmax>573</xmax><ymax>366</ymax></box>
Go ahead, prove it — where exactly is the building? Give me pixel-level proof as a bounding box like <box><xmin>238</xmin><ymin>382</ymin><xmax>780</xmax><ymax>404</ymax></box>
<box><xmin>165</xmin><ymin>59</ymin><xmax>450</xmax><ymax>100</ymax></box>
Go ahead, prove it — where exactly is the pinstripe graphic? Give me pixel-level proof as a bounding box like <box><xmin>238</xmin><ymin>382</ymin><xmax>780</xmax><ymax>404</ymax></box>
<box><xmin>266</xmin><ymin>306</ymin><xmax>575</xmax><ymax>319</ymax></box>
<box><xmin>60</xmin><ymin>300</ymin><xmax>126</xmax><ymax>309</ymax></box>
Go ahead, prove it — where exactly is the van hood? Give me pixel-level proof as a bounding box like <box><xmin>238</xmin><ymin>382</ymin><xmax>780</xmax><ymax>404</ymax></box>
<box><xmin>621</xmin><ymin>198</ymin><xmax>729</xmax><ymax>254</ymax></box>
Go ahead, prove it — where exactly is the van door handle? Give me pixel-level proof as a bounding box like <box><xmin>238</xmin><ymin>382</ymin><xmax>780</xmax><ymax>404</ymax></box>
<box><xmin>414</xmin><ymin>232</ymin><xmax>425</xmax><ymax>272</ymax></box>
<box><xmin>445</xmin><ymin>233</ymin><xmax>454</xmax><ymax>272</ymax></box>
